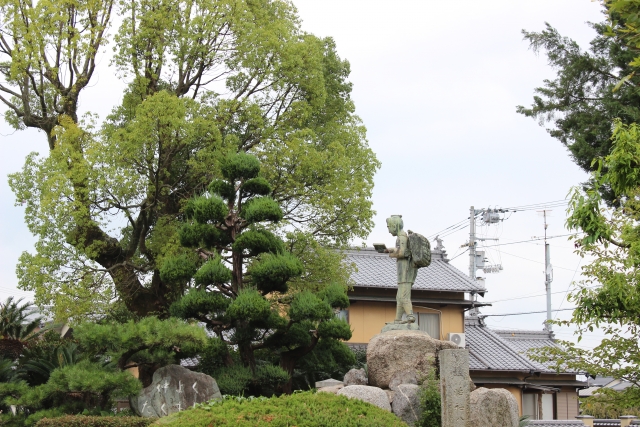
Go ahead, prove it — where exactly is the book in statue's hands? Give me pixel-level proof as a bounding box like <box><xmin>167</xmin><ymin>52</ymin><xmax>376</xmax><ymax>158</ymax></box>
<box><xmin>373</xmin><ymin>243</ymin><xmax>387</xmax><ymax>253</ymax></box>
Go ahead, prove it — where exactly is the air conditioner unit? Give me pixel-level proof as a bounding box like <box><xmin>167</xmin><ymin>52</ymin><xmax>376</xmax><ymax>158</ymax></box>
<box><xmin>448</xmin><ymin>332</ymin><xmax>466</xmax><ymax>348</ymax></box>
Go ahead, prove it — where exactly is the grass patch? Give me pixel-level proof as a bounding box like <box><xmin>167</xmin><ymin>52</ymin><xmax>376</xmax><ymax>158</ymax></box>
<box><xmin>153</xmin><ymin>391</ymin><xmax>407</xmax><ymax>427</ymax></box>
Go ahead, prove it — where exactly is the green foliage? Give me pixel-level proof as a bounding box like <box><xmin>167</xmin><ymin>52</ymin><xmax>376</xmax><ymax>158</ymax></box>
<box><xmin>241</xmin><ymin>197</ymin><xmax>283</xmax><ymax>224</ymax></box>
<box><xmin>248</xmin><ymin>253</ymin><xmax>304</xmax><ymax>294</ymax></box>
<box><xmin>35</xmin><ymin>415</ymin><xmax>155</xmax><ymax>427</ymax></box>
<box><xmin>73</xmin><ymin>317</ymin><xmax>207</xmax><ymax>370</ymax></box>
<box><xmin>517</xmin><ymin>14</ymin><xmax>640</xmax><ymax>202</ymax></box>
<box><xmin>580</xmin><ymin>387</ymin><xmax>640</xmax><ymax>418</ymax></box>
<box><xmin>519</xmin><ymin>415</ymin><xmax>531</xmax><ymax>427</ymax></box>
<box><xmin>0</xmin><ymin>297</ymin><xmax>44</xmax><ymax>359</ymax></box>
<box><xmin>193</xmin><ymin>258</ymin><xmax>232</xmax><ymax>287</ymax></box>
<box><xmin>0</xmin><ymin>361</ymin><xmax>141</xmax><ymax>421</ymax></box>
<box><xmin>417</xmin><ymin>366</ymin><xmax>441</xmax><ymax>427</ymax></box>
<box><xmin>220</xmin><ymin>152</ymin><xmax>261</xmax><ymax>182</ymax></box>
<box><xmin>159</xmin><ymin>254</ymin><xmax>198</xmax><ymax>286</ymax></box>
<box><xmin>186</xmin><ymin>196</ymin><xmax>228</xmax><ymax>224</ymax></box>
<box><xmin>232</xmin><ymin>229</ymin><xmax>283</xmax><ymax>255</ymax></box>
<box><xmin>530</xmin><ymin>118</ymin><xmax>640</xmax><ymax>413</ymax></box>
<box><xmin>1</xmin><ymin>0</ymin><xmax>379</xmax><ymax>321</ymax></box>
<box><xmin>226</xmin><ymin>290</ymin><xmax>271</xmax><ymax>324</ymax></box>
<box><xmin>151</xmin><ymin>391</ymin><xmax>407</xmax><ymax>426</ymax></box>
<box><xmin>169</xmin><ymin>289</ymin><xmax>229</xmax><ymax>321</ymax></box>
<box><xmin>240</xmin><ymin>177</ymin><xmax>271</xmax><ymax>196</ymax></box>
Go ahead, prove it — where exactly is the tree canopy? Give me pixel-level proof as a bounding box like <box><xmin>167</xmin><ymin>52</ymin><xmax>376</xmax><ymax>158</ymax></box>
<box><xmin>528</xmin><ymin>1</ymin><xmax>640</xmax><ymax>415</ymax></box>
<box><xmin>517</xmin><ymin>5</ymin><xmax>640</xmax><ymax>201</ymax></box>
<box><xmin>0</xmin><ymin>0</ymin><xmax>379</xmax><ymax>320</ymax></box>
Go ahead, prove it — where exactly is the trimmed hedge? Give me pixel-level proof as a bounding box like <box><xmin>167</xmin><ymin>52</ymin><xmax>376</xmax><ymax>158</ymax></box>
<box><xmin>152</xmin><ymin>391</ymin><xmax>407</xmax><ymax>427</ymax></box>
<box><xmin>35</xmin><ymin>415</ymin><xmax>156</xmax><ymax>427</ymax></box>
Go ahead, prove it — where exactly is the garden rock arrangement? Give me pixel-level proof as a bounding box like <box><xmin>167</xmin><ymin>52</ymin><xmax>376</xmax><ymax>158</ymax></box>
<box><xmin>337</xmin><ymin>385</ymin><xmax>392</xmax><ymax>411</ymax></box>
<box><xmin>367</xmin><ymin>329</ymin><xmax>458</xmax><ymax>388</ymax></box>
<box><xmin>132</xmin><ymin>365</ymin><xmax>222</xmax><ymax>417</ymax></box>
<box><xmin>469</xmin><ymin>387</ymin><xmax>519</xmax><ymax>427</ymax></box>
<box><xmin>343</xmin><ymin>368</ymin><xmax>368</xmax><ymax>386</ymax></box>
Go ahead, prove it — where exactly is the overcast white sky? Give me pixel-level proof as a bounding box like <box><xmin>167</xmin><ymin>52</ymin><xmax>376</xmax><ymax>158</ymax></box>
<box><xmin>0</xmin><ymin>1</ymin><xmax>606</xmax><ymax>348</ymax></box>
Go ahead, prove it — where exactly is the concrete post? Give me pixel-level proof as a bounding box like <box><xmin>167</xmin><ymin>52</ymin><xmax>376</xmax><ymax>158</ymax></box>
<box><xmin>575</xmin><ymin>415</ymin><xmax>594</xmax><ymax>427</ymax></box>
<box><xmin>620</xmin><ymin>415</ymin><xmax>637</xmax><ymax>427</ymax></box>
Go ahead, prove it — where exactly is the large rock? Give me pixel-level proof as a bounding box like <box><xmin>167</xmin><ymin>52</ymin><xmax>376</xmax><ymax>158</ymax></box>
<box><xmin>367</xmin><ymin>330</ymin><xmax>457</xmax><ymax>388</ymax></box>
<box><xmin>392</xmin><ymin>384</ymin><xmax>422</xmax><ymax>426</ymax></box>
<box><xmin>317</xmin><ymin>385</ymin><xmax>344</xmax><ymax>394</ymax></box>
<box><xmin>131</xmin><ymin>365</ymin><xmax>222</xmax><ymax>417</ymax></box>
<box><xmin>343</xmin><ymin>368</ymin><xmax>368</xmax><ymax>386</ymax></box>
<box><xmin>337</xmin><ymin>385</ymin><xmax>392</xmax><ymax>412</ymax></box>
<box><xmin>469</xmin><ymin>387</ymin><xmax>519</xmax><ymax>427</ymax></box>
<box><xmin>315</xmin><ymin>378</ymin><xmax>344</xmax><ymax>388</ymax></box>
<box><xmin>389</xmin><ymin>370</ymin><xmax>418</xmax><ymax>391</ymax></box>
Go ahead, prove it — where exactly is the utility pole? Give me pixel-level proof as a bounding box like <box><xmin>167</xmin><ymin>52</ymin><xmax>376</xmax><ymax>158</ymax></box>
<box><xmin>539</xmin><ymin>210</ymin><xmax>554</xmax><ymax>331</ymax></box>
<box><xmin>469</xmin><ymin>206</ymin><xmax>476</xmax><ymax>281</ymax></box>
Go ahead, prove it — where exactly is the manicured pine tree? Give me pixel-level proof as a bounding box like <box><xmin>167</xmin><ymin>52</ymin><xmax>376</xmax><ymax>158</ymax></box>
<box><xmin>166</xmin><ymin>152</ymin><xmax>352</xmax><ymax>394</ymax></box>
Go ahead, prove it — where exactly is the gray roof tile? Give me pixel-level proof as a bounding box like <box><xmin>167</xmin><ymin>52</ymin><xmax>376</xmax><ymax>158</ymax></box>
<box><xmin>528</xmin><ymin>422</ymin><xmax>585</xmax><ymax>427</ymax></box>
<box><xmin>465</xmin><ymin>317</ymin><xmax>556</xmax><ymax>373</ymax></box>
<box><xmin>345</xmin><ymin>248</ymin><xmax>486</xmax><ymax>293</ymax></box>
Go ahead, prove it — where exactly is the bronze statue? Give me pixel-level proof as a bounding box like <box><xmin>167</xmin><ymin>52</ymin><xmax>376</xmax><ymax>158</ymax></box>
<box><xmin>384</xmin><ymin>215</ymin><xmax>417</xmax><ymax>324</ymax></box>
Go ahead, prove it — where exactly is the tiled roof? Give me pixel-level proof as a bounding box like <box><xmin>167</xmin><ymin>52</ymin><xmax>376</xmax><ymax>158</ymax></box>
<box><xmin>465</xmin><ymin>317</ymin><xmax>555</xmax><ymax>373</ymax></box>
<box><xmin>344</xmin><ymin>248</ymin><xmax>486</xmax><ymax>293</ymax></box>
<box><xmin>494</xmin><ymin>329</ymin><xmax>558</xmax><ymax>355</ymax></box>
<box><xmin>528</xmin><ymin>422</ymin><xmax>585</xmax><ymax>427</ymax></box>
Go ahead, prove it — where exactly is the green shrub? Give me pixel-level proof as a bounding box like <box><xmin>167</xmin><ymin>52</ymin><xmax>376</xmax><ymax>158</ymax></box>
<box><xmin>34</xmin><ymin>415</ymin><xmax>155</xmax><ymax>427</ymax></box>
<box><xmin>417</xmin><ymin>367</ymin><xmax>441</xmax><ymax>427</ymax></box>
<box><xmin>151</xmin><ymin>391</ymin><xmax>407</xmax><ymax>426</ymax></box>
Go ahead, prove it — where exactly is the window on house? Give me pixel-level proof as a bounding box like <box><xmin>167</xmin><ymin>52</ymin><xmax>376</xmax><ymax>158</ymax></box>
<box><xmin>417</xmin><ymin>312</ymin><xmax>440</xmax><ymax>339</ymax></box>
<box><xmin>522</xmin><ymin>393</ymin><xmax>539</xmax><ymax>420</ymax></box>
<box><xmin>336</xmin><ymin>309</ymin><xmax>349</xmax><ymax>322</ymax></box>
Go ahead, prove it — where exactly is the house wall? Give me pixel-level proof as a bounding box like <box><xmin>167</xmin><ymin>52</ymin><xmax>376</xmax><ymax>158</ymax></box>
<box><xmin>556</xmin><ymin>388</ymin><xmax>579</xmax><ymax>420</ymax></box>
<box><xmin>347</xmin><ymin>301</ymin><xmax>464</xmax><ymax>343</ymax></box>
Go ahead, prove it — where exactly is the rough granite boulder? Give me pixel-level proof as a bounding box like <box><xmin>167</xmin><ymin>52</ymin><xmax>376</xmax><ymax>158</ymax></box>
<box><xmin>337</xmin><ymin>385</ymin><xmax>392</xmax><ymax>412</ymax></box>
<box><xmin>392</xmin><ymin>384</ymin><xmax>422</xmax><ymax>426</ymax></box>
<box><xmin>343</xmin><ymin>368</ymin><xmax>368</xmax><ymax>386</ymax></box>
<box><xmin>317</xmin><ymin>384</ymin><xmax>344</xmax><ymax>394</ymax></box>
<box><xmin>469</xmin><ymin>387</ymin><xmax>519</xmax><ymax>427</ymax></box>
<box><xmin>131</xmin><ymin>365</ymin><xmax>221</xmax><ymax>417</ymax></box>
<box><xmin>367</xmin><ymin>330</ymin><xmax>458</xmax><ymax>388</ymax></box>
<box><xmin>388</xmin><ymin>370</ymin><xmax>418</xmax><ymax>391</ymax></box>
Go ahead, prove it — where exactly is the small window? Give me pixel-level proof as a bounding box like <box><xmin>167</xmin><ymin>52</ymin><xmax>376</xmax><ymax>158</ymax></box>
<box><xmin>418</xmin><ymin>313</ymin><xmax>439</xmax><ymax>339</ymax></box>
<box><xmin>336</xmin><ymin>309</ymin><xmax>349</xmax><ymax>322</ymax></box>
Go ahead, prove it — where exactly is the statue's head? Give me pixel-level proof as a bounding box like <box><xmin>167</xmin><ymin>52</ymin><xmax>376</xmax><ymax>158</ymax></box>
<box><xmin>386</xmin><ymin>215</ymin><xmax>403</xmax><ymax>236</ymax></box>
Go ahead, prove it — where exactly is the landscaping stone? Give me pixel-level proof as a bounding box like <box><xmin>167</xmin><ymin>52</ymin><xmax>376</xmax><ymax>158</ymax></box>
<box><xmin>132</xmin><ymin>364</ymin><xmax>221</xmax><ymax>417</ymax></box>
<box><xmin>343</xmin><ymin>368</ymin><xmax>368</xmax><ymax>386</ymax></box>
<box><xmin>392</xmin><ymin>384</ymin><xmax>421</xmax><ymax>426</ymax></box>
<box><xmin>317</xmin><ymin>385</ymin><xmax>343</xmax><ymax>394</ymax></box>
<box><xmin>315</xmin><ymin>378</ymin><xmax>344</xmax><ymax>388</ymax></box>
<box><xmin>469</xmin><ymin>387</ymin><xmax>518</xmax><ymax>427</ymax></box>
<box><xmin>337</xmin><ymin>385</ymin><xmax>392</xmax><ymax>411</ymax></box>
<box><xmin>367</xmin><ymin>330</ymin><xmax>457</xmax><ymax>388</ymax></box>
<box><xmin>385</xmin><ymin>389</ymin><xmax>396</xmax><ymax>404</ymax></box>
<box><xmin>389</xmin><ymin>370</ymin><xmax>418</xmax><ymax>391</ymax></box>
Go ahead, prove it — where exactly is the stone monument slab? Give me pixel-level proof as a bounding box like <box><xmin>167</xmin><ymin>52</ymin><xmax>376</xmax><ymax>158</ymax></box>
<box><xmin>131</xmin><ymin>364</ymin><xmax>221</xmax><ymax>417</ymax></box>
<box><xmin>439</xmin><ymin>349</ymin><xmax>470</xmax><ymax>427</ymax></box>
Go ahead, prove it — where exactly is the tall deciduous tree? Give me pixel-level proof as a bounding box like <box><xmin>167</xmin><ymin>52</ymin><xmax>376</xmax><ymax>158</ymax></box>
<box><xmin>0</xmin><ymin>0</ymin><xmax>379</xmax><ymax>320</ymax></box>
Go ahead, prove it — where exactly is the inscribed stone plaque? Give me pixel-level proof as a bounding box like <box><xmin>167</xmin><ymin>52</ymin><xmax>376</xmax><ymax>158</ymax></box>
<box><xmin>131</xmin><ymin>364</ymin><xmax>222</xmax><ymax>417</ymax></box>
<box><xmin>439</xmin><ymin>349</ymin><xmax>470</xmax><ymax>427</ymax></box>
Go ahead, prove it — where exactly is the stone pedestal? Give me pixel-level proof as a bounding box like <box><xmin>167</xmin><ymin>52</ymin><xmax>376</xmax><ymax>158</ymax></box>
<box><xmin>439</xmin><ymin>349</ymin><xmax>470</xmax><ymax>427</ymax></box>
<box><xmin>367</xmin><ymin>330</ymin><xmax>457</xmax><ymax>389</ymax></box>
<box><xmin>381</xmin><ymin>323</ymin><xmax>419</xmax><ymax>333</ymax></box>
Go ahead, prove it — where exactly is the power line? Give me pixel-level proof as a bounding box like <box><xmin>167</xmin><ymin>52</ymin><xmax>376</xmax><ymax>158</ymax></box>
<box><xmin>494</xmin><ymin>249</ymin><xmax>579</xmax><ymax>272</ymax></box>
<box><xmin>479</xmin><ymin>307</ymin><xmax>576</xmax><ymax>318</ymax></box>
